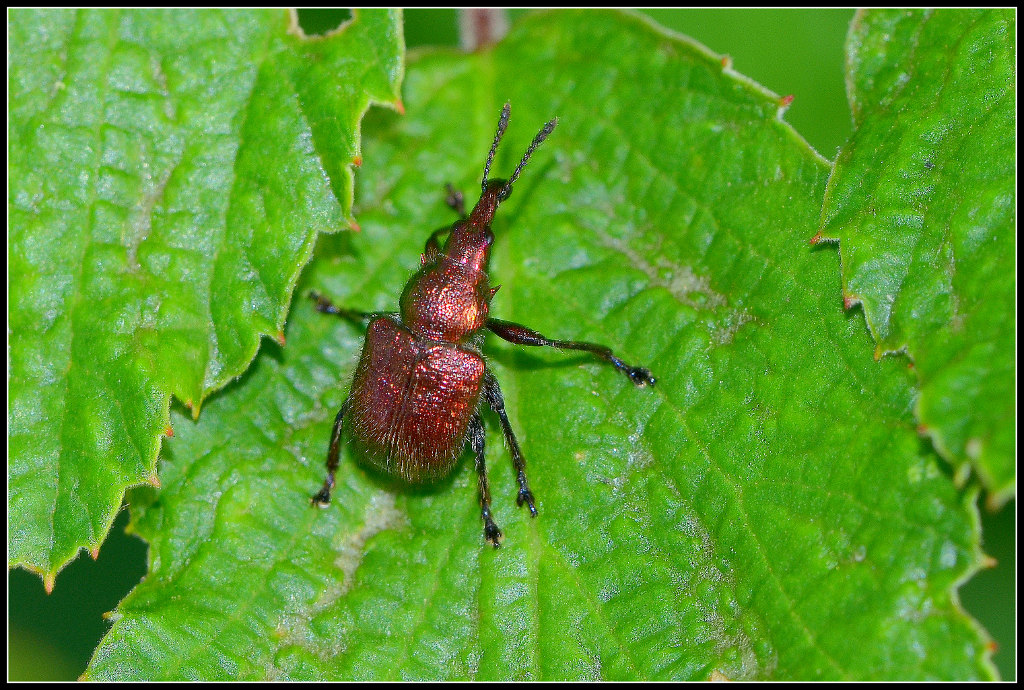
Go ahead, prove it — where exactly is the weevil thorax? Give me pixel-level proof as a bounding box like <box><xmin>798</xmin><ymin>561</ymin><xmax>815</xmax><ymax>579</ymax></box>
<box><xmin>399</xmin><ymin>181</ymin><xmax>502</xmax><ymax>343</ymax></box>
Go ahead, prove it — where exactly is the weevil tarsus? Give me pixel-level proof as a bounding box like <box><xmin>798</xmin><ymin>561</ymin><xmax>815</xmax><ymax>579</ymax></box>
<box><xmin>445</xmin><ymin>183</ymin><xmax>466</xmax><ymax>218</ymax></box>
<box><xmin>469</xmin><ymin>415</ymin><xmax>503</xmax><ymax>547</ymax></box>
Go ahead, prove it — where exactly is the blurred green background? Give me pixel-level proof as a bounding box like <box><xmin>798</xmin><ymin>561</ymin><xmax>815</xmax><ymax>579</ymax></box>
<box><xmin>7</xmin><ymin>9</ymin><xmax>1015</xmax><ymax>681</ymax></box>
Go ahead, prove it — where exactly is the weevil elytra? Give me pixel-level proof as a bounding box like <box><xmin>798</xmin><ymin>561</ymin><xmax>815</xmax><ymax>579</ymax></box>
<box><xmin>310</xmin><ymin>103</ymin><xmax>655</xmax><ymax>547</ymax></box>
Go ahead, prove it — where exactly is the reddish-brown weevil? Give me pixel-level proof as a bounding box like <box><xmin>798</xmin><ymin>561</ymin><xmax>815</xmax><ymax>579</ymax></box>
<box><xmin>310</xmin><ymin>103</ymin><xmax>655</xmax><ymax>547</ymax></box>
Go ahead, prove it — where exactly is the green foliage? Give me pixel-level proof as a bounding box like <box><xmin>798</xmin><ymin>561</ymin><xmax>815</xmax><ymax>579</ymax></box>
<box><xmin>79</xmin><ymin>10</ymin><xmax>994</xmax><ymax>680</ymax></box>
<box><xmin>10</xmin><ymin>8</ymin><xmax>1007</xmax><ymax>681</ymax></box>
<box><xmin>8</xmin><ymin>8</ymin><xmax>403</xmax><ymax>580</ymax></box>
<box><xmin>819</xmin><ymin>9</ymin><xmax>1015</xmax><ymax>504</ymax></box>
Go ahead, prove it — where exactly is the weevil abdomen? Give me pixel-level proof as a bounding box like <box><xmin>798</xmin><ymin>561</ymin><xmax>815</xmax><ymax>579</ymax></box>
<box><xmin>348</xmin><ymin>316</ymin><xmax>486</xmax><ymax>482</ymax></box>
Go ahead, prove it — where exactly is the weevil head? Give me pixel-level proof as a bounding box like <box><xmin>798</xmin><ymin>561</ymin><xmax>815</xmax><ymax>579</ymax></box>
<box><xmin>443</xmin><ymin>104</ymin><xmax>557</xmax><ymax>271</ymax></box>
<box><xmin>443</xmin><ymin>214</ymin><xmax>496</xmax><ymax>275</ymax></box>
<box><xmin>469</xmin><ymin>179</ymin><xmax>505</xmax><ymax>225</ymax></box>
<box><xmin>442</xmin><ymin>179</ymin><xmax>500</xmax><ymax>270</ymax></box>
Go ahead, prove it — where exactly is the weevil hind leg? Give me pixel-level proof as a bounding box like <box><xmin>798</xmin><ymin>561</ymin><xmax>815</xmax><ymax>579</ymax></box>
<box><xmin>483</xmin><ymin>372</ymin><xmax>538</xmax><ymax>517</ymax></box>
<box><xmin>469</xmin><ymin>414</ymin><xmax>503</xmax><ymax>547</ymax></box>
<box><xmin>312</xmin><ymin>397</ymin><xmax>352</xmax><ymax>506</ymax></box>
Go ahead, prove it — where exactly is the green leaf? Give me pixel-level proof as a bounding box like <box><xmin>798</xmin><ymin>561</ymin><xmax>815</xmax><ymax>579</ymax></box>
<box><xmin>8</xmin><ymin>8</ymin><xmax>403</xmax><ymax>582</ymax></box>
<box><xmin>817</xmin><ymin>9</ymin><xmax>1015</xmax><ymax>504</ymax></box>
<box><xmin>87</xmin><ymin>10</ymin><xmax>990</xmax><ymax>680</ymax></box>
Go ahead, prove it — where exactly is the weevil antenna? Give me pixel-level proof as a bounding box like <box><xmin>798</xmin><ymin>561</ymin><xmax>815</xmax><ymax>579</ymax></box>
<box><xmin>499</xmin><ymin>116</ymin><xmax>557</xmax><ymax>202</ymax></box>
<box><xmin>482</xmin><ymin>103</ymin><xmax>511</xmax><ymax>193</ymax></box>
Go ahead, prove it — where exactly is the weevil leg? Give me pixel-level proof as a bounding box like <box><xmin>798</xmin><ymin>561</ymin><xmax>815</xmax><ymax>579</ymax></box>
<box><xmin>423</xmin><ymin>227</ymin><xmax>450</xmax><ymax>260</ymax></box>
<box><xmin>469</xmin><ymin>414</ymin><xmax>503</xmax><ymax>547</ymax></box>
<box><xmin>483</xmin><ymin>371</ymin><xmax>538</xmax><ymax>517</ymax></box>
<box><xmin>422</xmin><ymin>184</ymin><xmax>466</xmax><ymax>260</ymax></box>
<box><xmin>486</xmin><ymin>318</ymin><xmax>657</xmax><ymax>388</ymax></box>
<box><xmin>312</xmin><ymin>396</ymin><xmax>352</xmax><ymax>506</ymax></box>
<box><xmin>445</xmin><ymin>183</ymin><xmax>466</xmax><ymax>218</ymax></box>
<box><xmin>308</xmin><ymin>290</ymin><xmax>394</xmax><ymax>323</ymax></box>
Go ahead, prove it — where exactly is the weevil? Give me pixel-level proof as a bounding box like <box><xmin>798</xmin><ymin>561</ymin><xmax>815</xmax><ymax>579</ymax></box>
<box><xmin>310</xmin><ymin>103</ymin><xmax>655</xmax><ymax>547</ymax></box>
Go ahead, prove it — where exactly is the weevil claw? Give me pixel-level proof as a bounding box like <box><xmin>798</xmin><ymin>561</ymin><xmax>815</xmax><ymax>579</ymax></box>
<box><xmin>485</xmin><ymin>521</ymin><xmax>503</xmax><ymax>548</ymax></box>
<box><xmin>628</xmin><ymin>367</ymin><xmax>656</xmax><ymax>387</ymax></box>
<box><xmin>517</xmin><ymin>489</ymin><xmax>538</xmax><ymax>516</ymax></box>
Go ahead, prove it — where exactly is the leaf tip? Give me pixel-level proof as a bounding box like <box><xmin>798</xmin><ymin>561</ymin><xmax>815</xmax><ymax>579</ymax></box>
<box><xmin>842</xmin><ymin>293</ymin><xmax>860</xmax><ymax>311</ymax></box>
<box><xmin>89</xmin><ymin>545</ymin><xmax>100</xmax><ymax>560</ymax></box>
<box><xmin>275</xmin><ymin>330</ymin><xmax>287</xmax><ymax>347</ymax></box>
<box><xmin>808</xmin><ymin>231</ymin><xmax>823</xmax><ymax>246</ymax></box>
<box><xmin>348</xmin><ymin>218</ymin><xmax>362</xmax><ymax>233</ymax></box>
<box><xmin>164</xmin><ymin>424</ymin><xmax>174</xmax><ymax>438</ymax></box>
<box><xmin>43</xmin><ymin>572</ymin><xmax>56</xmax><ymax>594</ymax></box>
<box><xmin>393</xmin><ymin>98</ymin><xmax>406</xmax><ymax>116</ymax></box>
<box><xmin>720</xmin><ymin>55</ymin><xmax>733</xmax><ymax>70</ymax></box>
<box><xmin>981</xmin><ymin>553</ymin><xmax>998</xmax><ymax>569</ymax></box>
<box><xmin>147</xmin><ymin>472</ymin><xmax>162</xmax><ymax>489</ymax></box>
<box><xmin>352</xmin><ymin>155</ymin><xmax>363</xmax><ymax>168</ymax></box>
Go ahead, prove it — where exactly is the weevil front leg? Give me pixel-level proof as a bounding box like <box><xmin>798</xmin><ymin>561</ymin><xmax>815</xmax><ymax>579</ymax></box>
<box><xmin>309</xmin><ymin>290</ymin><xmax>395</xmax><ymax>323</ymax></box>
<box><xmin>484</xmin><ymin>371</ymin><xmax>538</xmax><ymax>517</ymax></box>
<box><xmin>423</xmin><ymin>227</ymin><xmax>450</xmax><ymax>262</ymax></box>
<box><xmin>445</xmin><ymin>183</ymin><xmax>466</xmax><ymax>218</ymax></box>
<box><xmin>469</xmin><ymin>414</ymin><xmax>503</xmax><ymax>547</ymax></box>
<box><xmin>311</xmin><ymin>396</ymin><xmax>352</xmax><ymax>506</ymax></box>
<box><xmin>487</xmin><ymin>318</ymin><xmax>656</xmax><ymax>387</ymax></box>
<box><xmin>423</xmin><ymin>184</ymin><xmax>468</xmax><ymax>260</ymax></box>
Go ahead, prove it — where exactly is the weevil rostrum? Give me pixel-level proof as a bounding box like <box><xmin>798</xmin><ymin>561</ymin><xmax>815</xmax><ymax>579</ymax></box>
<box><xmin>310</xmin><ymin>103</ymin><xmax>655</xmax><ymax>547</ymax></box>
